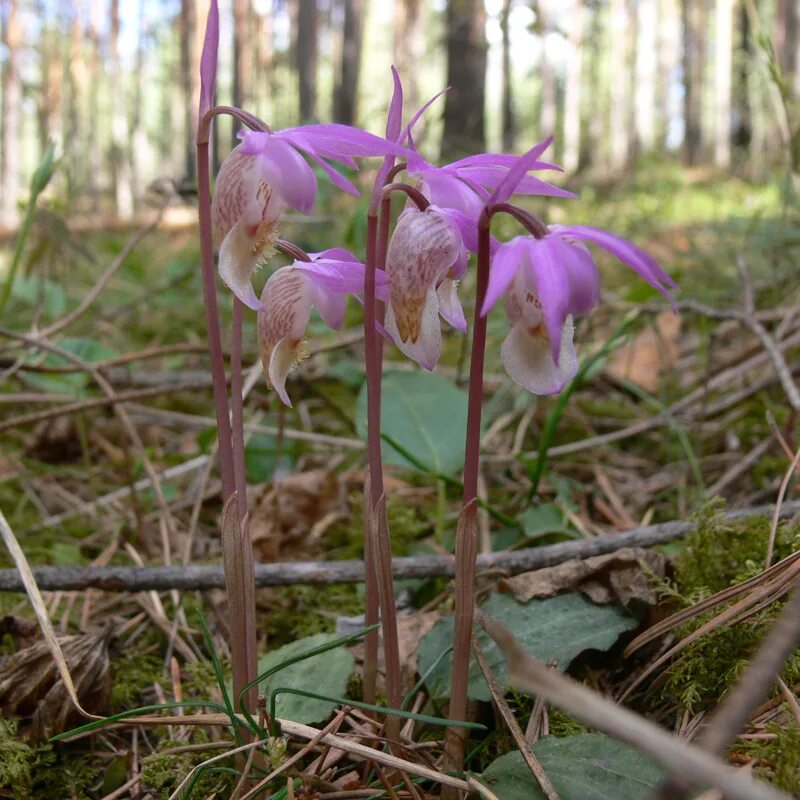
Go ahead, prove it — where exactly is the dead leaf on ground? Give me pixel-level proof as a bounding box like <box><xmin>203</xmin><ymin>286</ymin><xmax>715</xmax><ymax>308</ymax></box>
<box><xmin>249</xmin><ymin>469</ymin><xmax>346</xmax><ymax>561</ymax></box>
<box><xmin>500</xmin><ymin>547</ymin><xmax>669</xmax><ymax>606</ymax></box>
<box><xmin>0</xmin><ymin>629</ymin><xmax>111</xmax><ymax>740</ymax></box>
<box><xmin>607</xmin><ymin>311</ymin><xmax>681</xmax><ymax>392</ymax></box>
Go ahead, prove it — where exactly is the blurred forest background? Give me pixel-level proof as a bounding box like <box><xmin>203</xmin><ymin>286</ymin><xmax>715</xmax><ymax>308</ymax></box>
<box><xmin>1</xmin><ymin>0</ymin><xmax>799</xmax><ymax>229</ymax></box>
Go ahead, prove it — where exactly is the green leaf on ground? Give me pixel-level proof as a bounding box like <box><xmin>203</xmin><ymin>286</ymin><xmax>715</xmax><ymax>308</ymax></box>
<box><xmin>21</xmin><ymin>337</ymin><xmax>118</xmax><ymax>396</ymax></box>
<box><xmin>256</xmin><ymin>633</ymin><xmax>354</xmax><ymax>724</ymax></box>
<box><xmin>519</xmin><ymin>503</ymin><xmax>579</xmax><ymax>542</ymax></box>
<box><xmin>417</xmin><ymin>592</ymin><xmax>637</xmax><ymax>701</ymax></box>
<box><xmin>244</xmin><ymin>432</ymin><xmax>295</xmax><ymax>483</ymax></box>
<box><xmin>354</xmin><ymin>369</ymin><xmax>468</xmax><ymax>475</ymax></box>
<box><xmin>480</xmin><ymin>733</ymin><xmax>665</xmax><ymax>800</ymax></box>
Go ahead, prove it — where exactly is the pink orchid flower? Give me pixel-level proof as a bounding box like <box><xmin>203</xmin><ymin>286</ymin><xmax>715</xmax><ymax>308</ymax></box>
<box><xmin>258</xmin><ymin>248</ymin><xmax>388</xmax><ymax>406</ymax></box>
<box><xmin>384</xmin><ymin>206</ymin><xmax>466</xmax><ymax>371</ymax></box>
<box><xmin>212</xmin><ymin>125</ymin><xmax>408</xmax><ymax>311</ymax></box>
<box><xmin>481</xmin><ymin>226</ymin><xmax>676</xmax><ymax>395</ymax></box>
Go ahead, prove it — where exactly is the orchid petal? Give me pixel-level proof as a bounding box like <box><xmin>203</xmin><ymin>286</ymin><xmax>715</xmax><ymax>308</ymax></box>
<box><xmin>528</xmin><ymin>237</ymin><xmax>573</xmax><ymax>363</ymax></box>
<box><xmin>502</xmin><ymin>316</ymin><xmax>578</xmax><ymax>395</ymax></box>
<box><xmin>449</xmin><ymin>152</ymin><xmax>563</xmax><ymax>173</ymax></box>
<box><xmin>268</xmin><ymin>338</ymin><xmax>297</xmax><ymax>407</ymax></box>
<box><xmin>218</xmin><ymin>224</ymin><xmax>267</xmax><ymax>311</ymax></box>
<box><xmin>308</xmin><ymin>247</ymin><xmax>361</xmax><ymax>263</ymax></box>
<box><xmin>280</xmin><ymin>124</ymin><xmax>408</xmax><ymax>159</ymax></box>
<box><xmin>258</xmin><ymin>138</ymin><xmax>318</xmax><ymax>213</ymax></box>
<box><xmin>563</xmin><ymin>242</ymin><xmax>601</xmax><ymax>315</ymax></box>
<box><xmin>387</xmin><ymin>66</ymin><xmax>404</xmax><ymax>141</ymax></box>
<box><xmin>489</xmin><ymin>136</ymin><xmax>555</xmax><ymax>205</ymax></box>
<box><xmin>422</xmin><ymin>172</ymin><xmax>485</xmax><ymax>218</ymax></box>
<box><xmin>437</xmin><ymin>278</ymin><xmax>467</xmax><ymax>332</ymax></box>
<box><xmin>385</xmin><ymin>289</ymin><xmax>441</xmax><ymax>371</ymax></box>
<box><xmin>401</xmin><ymin>87</ymin><xmax>449</xmax><ymax>147</ymax></box>
<box><xmin>554</xmin><ymin>224</ymin><xmax>677</xmax><ymax>295</ymax></box>
<box><xmin>294</xmin><ymin>259</ymin><xmax>368</xmax><ymax>294</ymax></box>
<box><xmin>455</xmin><ymin>165</ymin><xmax>575</xmax><ymax>199</ymax></box>
<box><xmin>309</xmin><ymin>282</ymin><xmax>347</xmax><ymax>330</ymax></box>
<box><xmin>481</xmin><ymin>238</ymin><xmax>524</xmax><ymax>316</ymax></box>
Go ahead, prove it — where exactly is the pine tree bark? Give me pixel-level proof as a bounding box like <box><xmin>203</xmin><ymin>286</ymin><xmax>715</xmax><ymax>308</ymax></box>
<box><xmin>635</xmin><ymin>0</ymin><xmax>658</xmax><ymax>153</ymax></box>
<box><xmin>442</xmin><ymin>0</ymin><xmax>487</xmax><ymax>157</ymax></box>
<box><xmin>334</xmin><ymin>0</ymin><xmax>364</xmax><ymax>125</ymax></box>
<box><xmin>714</xmin><ymin>0</ymin><xmax>733</xmax><ymax>167</ymax></box>
<box><xmin>500</xmin><ymin>0</ymin><xmax>515</xmax><ymax>151</ymax></box>
<box><xmin>682</xmin><ymin>0</ymin><xmax>706</xmax><ymax>165</ymax></box>
<box><xmin>297</xmin><ymin>0</ymin><xmax>318</xmax><ymax>122</ymax></box>
<box><xmin>1</xmin><ymin>0</ymin><xmax>22</xmax><ymax>227</ymax></box>
<box><xmin>393</xmin><ymin>0</ymin><xmax>422</xmax><ymax>115</ymax></box>
<box><xmin>562</xmin><ymin>0</ymin><xmax>583</xmax><ymax>172</ymax></box>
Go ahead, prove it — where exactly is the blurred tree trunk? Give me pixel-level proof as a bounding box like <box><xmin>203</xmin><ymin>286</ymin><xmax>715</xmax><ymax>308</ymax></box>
<box><xmin>682</xmin><ymin>0</ymin><xmax>706</xmax><ymax>165</ymax></box>
<box><xmin>180</xmin><ymin>0</ymin><xmax>199</xmax><ymax>182</ymax></box>
<box><xmin>657</xmin><ymin>0</ymin><xmax>681</xmax><ymax>149</ymax></box>
<box><xmin>774</xmin><ymin>0</ymin><xmax>799</xmax><ymax>94</ymax></box>
<box><xmin>110</xmin><ymin>0</ymin><xmax>134</xmax><ymax>218</ymax></box>
<box><xmin>635</xmin><ymin>0</ymin><xmax>657</xmax><ymax>153</ymax></box>
<box><xmin>442</xmin><ymin>0</ymin><xmax>487</xmax><ymax>156</ymax></box>
<box><xmin>129</xmin><ymin>0</ymin><xmax>146</xmax><ymax>200</ymax></box>
<box><xmin>1</xmin><ymin>0</ymin><xmax>22</xmax><ymax>227</ymax></box>
<box><xmin>233</xmin><ymin>0</ymin><xmax>252</xmax><ymax>145</ymax></box>
<box><xmin>394</xmin><ymin>0</ymin><xmax>422</xmax><ymax>115</ymax></box>
<box><xmin>36</xmin><ymin>0</ymin><xmax>62</xmax><ymax>156</ymax></box>
<box><xmin>537</xmin><ymin>0</ymin><xmax>556</xmax><ymax>138</ymax></box>
<box><xmin>64</xmin><ymin>0</ymin><xmax>84</xmax><ymax>196</ymax></box>
<box><xmin>609</xmin><ymin>0</ymin><xmax>633</xmax><ymax>170</ymax></box>
<box><xmin>714</xmin><ymin>0</ymin><xmax>733</xmax><ymax>167</ymax></box>
<box><xmin>297</xmin><ymin>0</ymin><xmax>318</xmax><ymax>122</ymax></box>
<box><xmin>562</xmin><ymin>0</ymin><xmax>583</xmax><ymax>172</ymax></box>
<box><xmin>500</xmin><ymin>0</ymin><xmax>515</xmax><ymax>151</ymax></box>
<box><xmin>87</xmin><ymin>0</ymin><xmax>103</xmax><ymax>211</ymax></box>
<box><xmin>255</xmin><ymin>1</ymin><xmax>275</xmax><ymax>121</ymax></box>
<box><xmin>585</xmin><ymin>1</ymin><xmax>606</xmax><ymax>169</ymax></box>
<box><xmin>334</xmin><ymin>0</ymin><xmax>364</xmax><ymax>124</ymax></box>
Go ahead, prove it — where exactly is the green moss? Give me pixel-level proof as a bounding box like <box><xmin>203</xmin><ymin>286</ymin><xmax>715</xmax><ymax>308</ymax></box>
<box><xmin>110</xmin><ymin>642</ymin><xmax>165</xmax><ymax>709</ymax></box>
<box><xmin>141</xmin><ymin>734</ymin><xmax>235</xmax><ymax>799</ymax></box>
<box><xmin>0</xmin><ymin>717</ymin><xmax>33</xmax><ymax>788</ymax></box>
<box><xmin>650</xmin><ymin>502</ymin><xmax>800</xmax><ymax>716</ymax></box>
<box><xmin>739</xmin><ymin>721</ymin><xmax>800</xmax><ymax>794</ymax></box>
<box><xmin>547</xmin><ymin>708</ymin><xmax>590</xmax><ymax>738</ymax></box>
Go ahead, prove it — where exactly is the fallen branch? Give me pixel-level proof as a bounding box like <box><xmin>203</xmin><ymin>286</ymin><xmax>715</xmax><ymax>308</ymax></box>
<box><xmin>1</xmin><ymin>501</ymin><xmax>797</xmax><ymax>592</ymax></box>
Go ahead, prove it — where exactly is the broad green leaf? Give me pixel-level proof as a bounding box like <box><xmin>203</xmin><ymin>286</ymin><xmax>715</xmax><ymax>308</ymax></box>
<box><xmin>355</xmin><ymin>370</ymin><xmax>468</xmax><ymax>475</ymax></box>
<box><xmin>244</xmin><ymin>433</ymin><xmax>295</xmax><ymax>483</ymax></box>
<box><xmin>519</xmin><ymin>504</ymin><xmax>578</xmax><ymax>542</ymax></box>
<box><xmin>11</xmin><ymin>275</ymin><xmax>67</xmax><ymax>318</ymax></box>
<box><xmin>257</xmin><ymin>633</ymin><xmax>354</xmax><ymax>724</ymax></box>
<box><xmin>480</xmin><ymin>733</ymin><xmax>665</xmax><ymax>800</ymax></box>
<box><xmin>21</xmin><ymin>337</ymin><xmax>118</xmax><ymax>396</ymax></box>
<box><xmin>417</xmin><ymin>592</ymin><xmax>637</xmax><ymax>701</ymax></box>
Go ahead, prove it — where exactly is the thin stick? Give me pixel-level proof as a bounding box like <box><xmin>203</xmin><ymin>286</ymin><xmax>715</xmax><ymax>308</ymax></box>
<box><xmin>472</xmin><ymin>636</ymin><xmax>561</xmax><ymax>800</ymax></box>
<box><xmin>479</xmin><ymin>612</ymin><xmax>792</xmax><ymax>800</ymax></box>
<box><xmin>2</xmin><ymin>500</ymin><xmax>797</xmax><ymax>592</ymax></box>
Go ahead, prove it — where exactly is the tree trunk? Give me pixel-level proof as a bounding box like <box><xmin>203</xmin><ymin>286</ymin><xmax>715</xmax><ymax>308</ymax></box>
<box><xmin>233</xmin><ymin>0</ymin><xmax>252</xmax><ymax>145</ymax></box>
<box><xmin>537</xmin><ymin>0</ymin><xmax>557</xmax><ymax>139</ymax></box>
<box><xmin>36</xmin><ymin>0</ymin><xmax>62</xmax><ymax>157</ymax></box>
<box><xmin>393</xmin><ymin>0</ymin><xmax>422</xmax><ymax>115</ymax></box>
<box><xmin>774</xmin><ymin>0</ymin><xmax>799</xmax><ymax>94</ymax></box>
<box><xmin>129</xmin><ymin>0</ymin><xmax>146</xmax><ymax>200</ymax></box>
<box><xmin>1</xmin><ymin>0</ymin><xmax>22</xmax><ymax>227</ymax></box>
<box><xmin>635</xmin><ymin>0</ymin><xmax>658</xmax><ymax>153</ymax></box>
<box><xmin>334</xmin><ymin>0</ymin><xmax>365</xmax><ymax>125</ymax></box>
<box><xmin>110</xmin><ymin>0</ymin><xmax>134</xmax><ymax>218</ymax></box>
<box><xmin>562</xmin><ymin>0</ymin><xmax>583</xmax><ymax>172</ymax></box>
<box><xmin>87</xmin><ymin>0</ymin><xmax>103</xmax><ymax>211</ymax></box>
<box><xmin>609</xmin><ymin>0</ymin><xmax>633</xmax><ymax>170</ymax></box>
<box><xmin>657</xmin><ymin>0</ymin><xmax>681</xmax><ymax>150</ymax></box>
<box><xmin>180</xmin><ymin>0</ymin><xmax>199</xmax><ymax>183</ymax></box>
<box><xmin>442</xmin><ymin>0</ymin><xmax>487</xmax><ymax>157</ymax></box>
<box><xmin>682</xmin><ymin>0</ymin><xmax>706</xmax><ymax>165</ymax></box>
<box><xmin>297</xmin><ymin>0</ymin><xmax>318</xmax><ymax>122</ymax></box>
<box><xmin>585</xmin><ymin>0</ymin><xmax>607</xmax><ymax>169</ymax></box>
<box><xmin>714</xmin><ymin>0</ymin><xmax>733</xmax><ymax>167</ymax></box>
<box><xmin>500</xmin><ymin>0</ymin><xmax>515</xmax><ymax>151</ymax></box>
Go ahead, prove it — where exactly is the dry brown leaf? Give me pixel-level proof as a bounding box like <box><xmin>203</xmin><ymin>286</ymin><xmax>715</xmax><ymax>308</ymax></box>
<box><xmin>249</xmin><ymin>470</ymin><xmax>345</xmax><ymax>561</ymax></box>
<box><xmin>500</xmin><ymin>547</ymin><xmax>668</xmax><ymax>606</ymax></box>
<box><xmin>607</xmin><ymin>310</ymin><xmax>681</xmax><ymax>392</ymax></box>
<box><xmin>0</xmin><ymin>630</ymin><xmax>111</xmax><ymax>740</ymax></box>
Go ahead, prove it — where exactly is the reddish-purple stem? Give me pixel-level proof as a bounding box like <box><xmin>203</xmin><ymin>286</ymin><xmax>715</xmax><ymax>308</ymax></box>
<box><xmin>197</xmin><ymin>138</ymin><xmax>235</xmax><ymax>501</ymax></box>
<box><xmin>230</xmin><ymin>297</ymin><xmax>247</xmax><ymax>521</ymax></box>
<box><xmin>445</xmin><ymin>208</ymin><xmax>492</xmax><ymax>773</ymax></box>
<box><xmin>381</xmin><ymin>182</ymin><xmax>430</xmax><ymax>211</ymax></box>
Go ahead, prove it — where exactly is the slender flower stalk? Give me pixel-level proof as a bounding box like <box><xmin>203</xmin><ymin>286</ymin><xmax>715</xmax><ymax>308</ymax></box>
<box><xmin>196</xmin><ymin>0</ymin><xmax>258</xmax><ymax>716</ymax></box>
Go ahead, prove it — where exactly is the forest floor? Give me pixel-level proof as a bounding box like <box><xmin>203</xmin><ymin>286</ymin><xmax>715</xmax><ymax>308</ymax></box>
<box><xmin>0</xmin><ymin>162</ymin><xmax>798</xmax><ymax>798</ymax></box>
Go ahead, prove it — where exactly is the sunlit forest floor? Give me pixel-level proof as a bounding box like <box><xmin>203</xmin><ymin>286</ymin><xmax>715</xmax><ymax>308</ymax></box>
<box><xmin>0</xmin><ymin>163</ymin><xmax>799</xmax><ymax>797</ymax></box>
